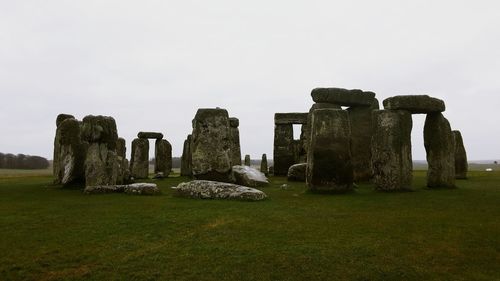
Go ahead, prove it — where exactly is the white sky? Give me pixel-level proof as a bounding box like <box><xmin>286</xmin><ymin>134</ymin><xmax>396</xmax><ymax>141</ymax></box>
<box><xmin>1</xmin><ymin>0</ymin><xmax>499</xmax><ymax>160</ymax></box>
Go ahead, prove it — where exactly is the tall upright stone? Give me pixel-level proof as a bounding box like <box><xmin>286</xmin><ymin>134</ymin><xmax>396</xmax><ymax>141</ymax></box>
<box><xmin>260</xmin><ymin>154</ymin><xmax>268</xmax><ymax>175</ymax></box>
<box><xmin>306</xmin><ymin>109</ymin><xmax>353</xmax><ymax>192</ymax></box>
<box><xmin>347</xmin><ymin>98</ymin><xmax>380</xmax><ymax>181</ymax></box>
<box><xmin>424</xmin><ymin>113</ymin><xmax>456</xmax><ymax>188</ymax></box>
<box><xmin>53</xmin><ymin>113</ymin><xmax>75</xmax><ymax>178</ymax></box>
<box><xmin>53</xmin><ymin>117</ymin><xmax>87</xmax><ymax>185</ymax></box>
<box><xmin>116</xmin><ymin>137</ymin><xmax>129</xmax><ymax>184</ymax></box>
<box><xmin>371</xmin><ymin>110</ymin><xmax>413</xmax><ymax>191</ymax></box>
<box><xmin>244</xmin><ymin>155</ymin><xmax>251</xmax><ymax>166</ymax></box>
<box><xmin>305</xmin><ymin>103</ymin><xmax>341</xmax><ymax>155</ymax></box>
<box><xmin>180</xmin><ymin>134</ymin><xmax>193</xmax><ymax>177</ymax></box>
<box><xmin>229</xmin><ymin>117</ymin><xmax>242</xmax><ymax>166</ymax></box>
<box><xmin>81</xmin><ymin>115</ymin><xmax>119</xmax><ymax>187</ymax></box>
<box><xmin>273</xmin><ymin>124</ymin><xmax>294</xmax><ymax>176</ymax></box>
<box><xmin>453</xmin><ymin>130</ymin><xmax>468</xmax><ymax>179</ymax></box>
<box><xmin>130</xmin><ymin>138</ymin><xmax>149</xmax><ymax>179</ymax></box>
<box><xmin>154</xmin><ymin>139</ymin><xmax>172</xmax><ymax>178</ymax></box>
<box><xmin>191</xmin><ymin>108</ymin><xmax>232</xmax><ymax>182</ymax></box>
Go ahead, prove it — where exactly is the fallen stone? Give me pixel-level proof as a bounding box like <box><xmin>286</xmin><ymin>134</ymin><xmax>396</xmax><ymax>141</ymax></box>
<box><xmin>453</xmin><ymin>130</ymin><xmax>468</xmax><ymax>179</ymax></box>
<box><xmin>172</xmin><ymin>180</ymin><xmax>267</xmax><ymax>201</ymax></box>
<box><xmin>83</xmin><ymin>184</ymin><xmax>124</xmax><ymax>194</ymax></box>
<box><xmin>311</xmin><ymin>88</ymin><xmax>375</xmax><ymax>106</ymax></box>
<box><xmin>383</xmin><ymin>95</ymin><xmax>445</xmax><ymax>114</ymax></box>
<box><xmin>232</xmin><ymin>165</ymin><xmax>269</xmax><ymax>187</ymax></box>
<box><xmin>424</xmin><ymin>113</ymin><xmax>456</xmax><ymax>188</ymax></box>
<box><xmin>124</xmin><ymin>183</ymin><xmax>161</xmax><ymax>195</ymax></box>
<box><xmin>287</xmin><ymin>163</ymin><xmax>307</xmax><ymax>182</ymax></box>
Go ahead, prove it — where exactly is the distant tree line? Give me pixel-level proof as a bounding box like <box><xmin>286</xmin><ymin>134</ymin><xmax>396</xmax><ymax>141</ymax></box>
<box><xmin>0</xmin><ymin>153</ymin><xmax>50</xmax><ymax>169</ymax></box>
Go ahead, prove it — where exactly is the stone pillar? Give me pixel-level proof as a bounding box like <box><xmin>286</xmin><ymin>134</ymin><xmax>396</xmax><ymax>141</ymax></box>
<box><xmin>116</xmin><ymin>137</ymin><xmax>129</xmax><ymax>184</ymax></box>
<box><xmin>260</xmin><ymin>154</ymin><xmax>268</xmax><ymax>175</ymax></box>
<box><xmin>229</xmin><ymin>117</ymin><xmax>242</xmax><ymax>166</ymax></box>
<box><xmin>81</xmin><ymin>115</ymin><xmax>119</xmax><ymax>187</ymax></box>
<box><xmin>453</xmin><ymin>130</ymin><xmax>468</xmax><ymax>179</ymax></box>
<box><xmin>181</xmin><ymin>134</ymin><xmax>193</xmax><ymax>177</ymax></box>
<box><xmin>304</xmin><ymin>103</ymin><xmax>341</xmax><ymax>157</ymax></box>
<box><xmin>53</xmin><ymin>114</ymin><xmax>75</xmax><ymax>179</ymax></box>
<box><xmin>424</xmin><ymin>113</ymin><xmax>456</xmax><ymax>188</ymax></box>
<box><xmin>244</xmin><ymin>155</ymin><xmax>251</xmax><ymax>166</ymax></box>
<box><xmin>53</xmin><ymin>117</ymin><xmax>87</xmax><ymax>186</ymax></box>
<box><xmin>130</xmin><ymin>138</ymin><xmax>149</xmax><ymax>179</ymax></box>
<box><xmin>191</xmin><ymin>108</ymin><xmax>232</xmax><ymax>182</ymax></box>
<box><xmin>154</xmin><ymin>139</ymin><xmax>172</xmax><ymax>178</ymax></box>
<box><xmin>347</xmin><ymin>98</ymin><xmax>380</xmax><ymax>182</ymax></box>
<box><xmin>273</xmin><ymin>124</ymin><xmax>294</xmax><ymax>176</ymax></box>
<box><xmin>306</xmin><ymin>109</ymin><xmax>353</xmax><ymax>192</ymax></box>
<box><xmin>371</xmin><ymin>110</ymin><xmax>413</xmax><ymax>191</ymax></box>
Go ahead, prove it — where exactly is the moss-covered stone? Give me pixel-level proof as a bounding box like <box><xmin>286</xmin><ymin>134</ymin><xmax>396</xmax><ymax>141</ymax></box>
<box><xmin>130</xmin><ymin>138</ymin><xmax>149</xmax><ymax>179</ymax></box>
<box><xmin>453</xmin><ymin>130</ymin><xmax>468</xmax><ymax>179</ymax></box>
<box><xmin>138</xmin><ymin>132</ymin><xmax>163</xmax><ymax>139</ymax></box>
<box><xmin>81</xmin><ymin>115</ymin><xmax>118</xmax><ymax>149</ymax></box>
<box><xmin>274</xmin><ymin>113</ymin><xmax>308</xmax><ymax>125</ymax></box>
<box><xmin>180</xmin><ymin>135</ymin><xmax>193</xmax><ymax>177</ymax></box>
<box><xmin>229</xmin><ymin>118</ymin><xmax>242</xmax><ymax>166</ymax></box>
<box><xmin>424</xmin><ymin>113</ymin><xmax>456</xmax><ymax>188</ymax></box>
<box><xmin>84</xmin><ymin>143</ymin><xmax>118</xmax><ymax>187</ymax></box>
<box><xmin>273</xmin><ymin>124</ymin><xmax>294</xmax><ymax>176</ymax></box>
<box><xmin>56</xmin><ymin>114</ymin><xmax>75</xmax><ymax>127</ymax></box>
<box><xmin>311</xmin><ymin>88</ymin><xmax>375</xmax><ymax>106</ymax></box>
<box><xmin>383</xmin><ymin>95</ymin><xmax>445</xmax><ymax>114</ymax></box>
<box><xmin>372</xmin><ymin>110</ymin><xmax>413</xmax><ymax>191</ymax></box>
<box><xmin>260</xmin><ymin>154</ymin><xmax>268</xmax><ymax>175</ymax></box>
<box><xmin>306</xmin><ymin>109</ymin><xmax>353</xmax><ymax>192</ymax></box>
<box><xmin>154</xmin><ymin>139</ymin><xmax>172</xmax><ymax>177</ymax></box>
<box><xmin>287</xmin><ymin>163</ymin><xmax>307</xmax><ymax>182</ymax></box>
<box><xmin>244</xmin><ymin>155</ymin><xmax>251</xmax><ymax>166</ymax></box>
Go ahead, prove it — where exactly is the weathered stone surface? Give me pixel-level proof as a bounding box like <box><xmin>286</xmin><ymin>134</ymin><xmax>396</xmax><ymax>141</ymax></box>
<box><xmin>53</xmin><ymin>118</ymin><xmax>87</xmax><ymax>185</ymax></box>
<box><xmin>56</xmin><ymin>114</ymin><xmax>75</xmax><ymax>127</ymax></box>
<box><xmin>304</xmin><ymin>103</ymin><xmax>342</xmax><ymax>153</ymax></box>
<box><xmin>244</xmin><ymin>155</ymin><xmax>251</xmax><ymax>166</ymax></box>
<box><xmin>84</xmin><ymin>183</ymin><xmax>160</xmax><ymax>195</ymax></box>
<box><xmin>232</xmin><ymin>165</ymin><xmax>269</xmax><ymax>187</ymax></box>
<box><xmin>124</xmin><ymin>183</ymin><xmax>160</xmax><ymax>195</ymax></box>
<box><xmin>229</xmin><ymin>117</ymin><xmax>242</xmax><ymax>166</ymax></box>
<box><xmin>229</xmin><ymin>117</ymin><xmax>239</xmax><ymax>128</ymax></box>
<box><xmin>287</xmin><ymin>163</ymin><xmax>307</xmax><ymax>182</ymax></box>
<box><xmin>181</xmin><ymin>135</ymin><xmax>193</xmax><ymax>177</ymax></box>
<box><xmin>424</xmin><ymin>113</ymin><xmax>456</xmax><ymax>188</ymax></box>
<box><xmin>191</xmin><ymin>108</ymin><xmax>232</xmax><ymax>182</ymax></box>
<box><xmin>273</xmin><ymin>124</ymin><xmax>294</xmax><ymax>176</ymax></box>
<box><xmin>347</xmin><ymin>98</ymin><xmax>380</xmax><ymax>182</ymax></box>
<box><xmin>260</xmin><ymin>154</ymin><xmax>268</xmax><ymax>175</ymax></box>
<box><xmin>274</xmin><ymin>113</ymin><xmax>308</xmax><ymax>125</ymax></box>
<box><xmin>268</xmin><ymin>166</ymin><xmax>274</xmax><ymax>175</ymax></box>
<box><xmin>116</xmin><ymin>137</ymin><xmax>129</xmax><ymax>185</ymax></box>
<box><xmin>311</xmin><ymin>88</ymin><xmax>375</xmax><ymax>106</ymax></box>
<box><xmin>306</xmin><ymin>109</ymin><xmax>353</xmax><ymax>192</ymax></box>
<box><xmin>371</xmin><ymin>110</ymin><xmax>413</xmax><ymax>191</ymax></box>
<box><xmin>138</xmin><ymin>132</ymin><xmax>163</xmax><ymax>139</ymax></box>
<box><xmin>383</xmin><ymin>95</ymin><xmax>445</xmax><ymax>114</ymax></box>
<box><xmin>453</xmin><ymin>130</ymin><xmax>468</xmax><ymax>179</ymax></box>
<box><xmin>85</xmin><ymin>143</ymin><xmax>118</xmax><ymax>187</ymax></box>
<box><xmin>81</xmin><ymin>115</ymin><xmax>118</xmax><ymax>149</ymax></box>
<box><xmin>130</xmin><ymin>138</ymin><xmax>149</xmax><ymax>179</ymax></box>
<box><xmin>154</xmin><ymin>139</ymin><xmax>172</xmax><ymax>178</ymax></box>
<box><xmin>172</xmin><ymin>180</ymin><xmax>267</xmax><ymax>201</ymax></box>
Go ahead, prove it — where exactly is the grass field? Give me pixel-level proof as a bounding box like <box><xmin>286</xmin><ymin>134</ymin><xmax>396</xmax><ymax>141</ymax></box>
<box><xmin>0</xmin><ymin>171</ymin><xmax>499</xmax><ymax>280</ymax></box>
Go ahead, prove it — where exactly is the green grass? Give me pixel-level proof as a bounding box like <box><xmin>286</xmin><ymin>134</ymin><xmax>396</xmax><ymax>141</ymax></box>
<box><xmin>0</xmin><ymin>171</ymin><xmax>499</xmax><ymax>281</ymax></box>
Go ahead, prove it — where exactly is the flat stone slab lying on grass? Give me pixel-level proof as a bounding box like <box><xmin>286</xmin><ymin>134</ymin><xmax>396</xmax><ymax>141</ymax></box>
<box><xmin>84</xmin><ymin>183</ymin><xmax>160</xmax><ymax>195</ymax></box>
<box><xmin>232</xmin><ymin>165</ymin><xmax>269</xmax><ymax>187</ymax></box>
<box><xmin>383</xmin><ymin>95</ymin><xmax>445</xmax><ymax>113</ymax></box>
<box><xmin>172</xmin><ymin>180</ymin><xmax>267</xmax><ymax>201</ymax></box>
<box><xmin>311</xmin><ymin>88</ymin><xmax>376</xmax><ymax>106</ymax></box>
<box><xmin>137</xmin><ymin>132</ymin><xmax>164</xmax><ymax>139</ymax></box>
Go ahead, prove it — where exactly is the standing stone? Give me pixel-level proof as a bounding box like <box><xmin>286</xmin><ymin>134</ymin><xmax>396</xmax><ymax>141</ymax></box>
<box><xmin>116</xmin><ymin>137</ymin><xmax>129</xmax><ymax>184</ymax></box>
<box><xmin>453</xmin><ymin>130</ymin><xmax>468</xmax><ymax>179</ymax></box>
<box><xmin>260</xmin><ymin>154</ymin><xmax>268</xmax><ymax>175</ymax></box>
<box><xmin>244</xmin><ymin>155</ymin><xmax>251</xmax><ymax>166</ymax></box>
<box><xmin>191</xmin><ymin>108</ymin><xmax>232</xmax><ymax>182</ymax></box>
<box><xmin>371</xmin><ymin>110</ymin><xmax>413</xmax><ymax>191</ymax></box>
<box><xmin>304</xmin><ymin>103</ymin><xmax>341</xmax><ymax>156</ymax></box>
<box><xmin>0</xmin><ymin>153</ymin><xmax>4</xmax><ymax>169</ymax></box>
<box><xmin>229</xmin><ymin>117</ymin><xmax>242</xmax><ymax>166</ymax></box>
<box><xmin>306</xmin><ymin>109</ymin><xmax>353</xmax><ymax>192</ymax></box>
<box><xmin>273</xmin><ymin>124</ymin><xmax>294</xmax><ymax>176</ymax></box>
<box><xmin>130</xmin><ymin>138</ymin><xmax>149</xmax><ymax>179</ymax></box>
<box><xmin>53</xmin><ymin>118</ymin><xmax>87</xmax><ymax>185</ymax></box>
<box><xmin>347</xmin><ymin>98</ymin><xmax>380</xmax><ymax>182</ymax></box>
<box><xmin>424</xmin><ymin>113</ymin><xmax>456</xmax><ymax>188</ymax></box>
<box><xmin>81</xmin><ymin>115</ymin><xmax>119</xmax><ymax>187</ymax></box>
<box><xmin>53</xmin><ymin>113</ymin><xmax>75</xmax><ymax>178</ymax></box>
<box><xmin>181</xmin><ymin>134</ymin><xmax>193</xmax><ymax>177</ymax></box>
<box><xmin>154</xmin><ymin>139</ymin><xmax>172</xmax><ymax>178</ymax></box>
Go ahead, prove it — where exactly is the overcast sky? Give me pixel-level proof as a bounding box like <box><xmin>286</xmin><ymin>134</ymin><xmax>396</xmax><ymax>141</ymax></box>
<box><xmin>1</xmin><ymin>0</ymin><xmax>499</xmax><ymax>161</ymax></box>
